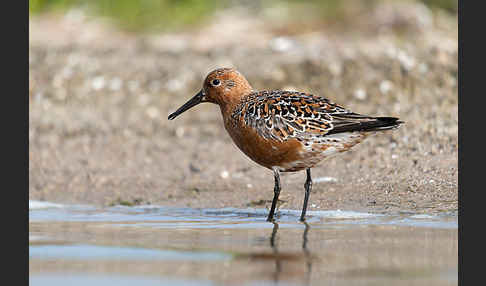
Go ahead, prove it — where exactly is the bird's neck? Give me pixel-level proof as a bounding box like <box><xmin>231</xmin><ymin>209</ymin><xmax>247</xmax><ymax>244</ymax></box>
<box><xmin>219</xmin><ymin>92</ymin><xmax>252</xmax><ymax>129</ymax></box>
<box><xmin>219</xmin><ymin>90</ymin><xmax>252</xmax><ymax>115</ymax></box>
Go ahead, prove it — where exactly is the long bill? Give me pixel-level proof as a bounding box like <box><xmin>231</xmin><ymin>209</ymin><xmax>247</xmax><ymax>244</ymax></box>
<box><xmin>168</xmin><ymin>90</ymin><xmax>206</xmax><ymax>120</ymax></box>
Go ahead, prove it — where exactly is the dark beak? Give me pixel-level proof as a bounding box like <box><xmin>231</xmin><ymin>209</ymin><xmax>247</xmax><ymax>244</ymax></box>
<box><xmin>168</xmin><ymin>90</ymin><xmax>206</xmax><ymax>120</ymax></box>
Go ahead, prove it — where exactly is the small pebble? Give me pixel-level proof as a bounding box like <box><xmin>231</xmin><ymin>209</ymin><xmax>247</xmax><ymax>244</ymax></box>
<box><xmin>220</xmin><ymin>170</ymin><xmax>229</xmax><ymax>179</ymax></box>
<box><xmin>270</xmin><ymin>37</ymin><xmax>295</xmax><ymax>52</ymax></box>
<box><xmin>354</xmin><ymin>89</ymin><xmax>367</xmax><ymax>100</ymax></box>
<box><xmin>397</xmin><ymin>50</ymin><xmax>416</xmax><ymax>71</ymax></box>
<box><xmin>146</xmin><ymin>107</ymin><xmax>160</xmax><ymax>119</ymax></box>
<box><xmin>379</xmin><ymin>80</ymin><xmax>393</xmax><ymax>94</ymax></box>
<box><xmin>314</xmin><ymin>177</ymin><xmax>338</xmax><ymax>183</ymax></box>
<box><xmin>91</xmin><ymin>76</ymin><xmax>105</xmax><ymax>91</ymax></box>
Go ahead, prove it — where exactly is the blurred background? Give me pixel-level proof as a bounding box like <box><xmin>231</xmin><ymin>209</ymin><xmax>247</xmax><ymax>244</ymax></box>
<box><xmin>29</xmin><ymin>0</ymin><xmax>457</xmax><ymax>32</ymax></box>
<box><xmin>29</xmin><ymin>0</ymin><xmax>457</xmax><ymax>213</ymax></box>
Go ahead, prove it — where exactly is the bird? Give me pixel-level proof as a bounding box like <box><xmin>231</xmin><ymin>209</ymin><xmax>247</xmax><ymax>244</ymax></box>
<box><xmin>168</xmin><ymin>68</ymin><xmax>403</xmax><ymax>222</ymax></box>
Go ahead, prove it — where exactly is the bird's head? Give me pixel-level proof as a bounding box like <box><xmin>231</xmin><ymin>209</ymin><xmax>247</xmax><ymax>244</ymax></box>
<box><xmin>168</xmin><ymin>68</ymin><xmax>252</xmax><ymax>120</ymax></box>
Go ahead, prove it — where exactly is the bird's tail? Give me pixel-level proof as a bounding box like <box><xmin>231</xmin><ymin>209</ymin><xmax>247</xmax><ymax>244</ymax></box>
<box><xmin>361</xmin><ymin>117</ymin><xmax>404</xmax><ymax>132</ymax></box>
<box><xmin>326</xmin><ymin>115</ymin><xmax>403</xmax><ymax>135</ymax></box>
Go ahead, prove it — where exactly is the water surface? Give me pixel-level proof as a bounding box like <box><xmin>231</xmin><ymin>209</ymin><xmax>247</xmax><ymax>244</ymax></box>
<box><xmin>29</xmin><ymin>201</ymin><xmax>457</xmax><ymax>286</ymax></box>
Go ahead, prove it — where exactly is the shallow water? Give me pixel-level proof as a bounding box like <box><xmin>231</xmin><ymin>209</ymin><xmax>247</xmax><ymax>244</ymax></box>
<box><xmin>29</xmin><ymin>201</ymin><xmax>457</xmax><ymax>286</ymax></box>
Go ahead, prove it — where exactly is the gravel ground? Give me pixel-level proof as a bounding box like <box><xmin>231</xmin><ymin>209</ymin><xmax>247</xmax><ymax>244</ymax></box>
<box><xmin>29</xmin><ymin>3</ymin><xmax>458</xmax><ymax>215</ymax></box>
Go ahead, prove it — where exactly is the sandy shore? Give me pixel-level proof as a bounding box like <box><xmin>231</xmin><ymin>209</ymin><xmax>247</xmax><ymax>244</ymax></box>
<box><xmin>29</xmin><ymin>3</ymin><xmax>457</xmax><ymax>215</ymax></box>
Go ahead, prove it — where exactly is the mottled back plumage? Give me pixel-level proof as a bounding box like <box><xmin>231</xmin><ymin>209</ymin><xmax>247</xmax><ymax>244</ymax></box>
<box><xmin>231</xmin><ymin>90</ymin><xmax>401</xmax><ymax>146</ymax></box>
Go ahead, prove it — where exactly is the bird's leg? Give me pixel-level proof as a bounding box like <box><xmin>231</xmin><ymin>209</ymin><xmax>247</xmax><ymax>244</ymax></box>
<box><xmin>267</xmin><ymin>168</ymin><xmax>281</xmax><ymax>222</ymax></box>
<box><xmin>300</xmin><ymin>168</ymin><xmax>312</xmax><ymax>221</ymax></box>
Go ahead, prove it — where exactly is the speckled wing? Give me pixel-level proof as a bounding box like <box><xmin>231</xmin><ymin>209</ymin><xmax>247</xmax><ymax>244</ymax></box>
<box><xmin>231</xmin><ymin>90</ymin><xmax>343</xmax><ymax>141</ymax></box>
<box><xmin>231</xmin><ymin>90</ymin><xmax>400</xmax><ymax>142</ymax></box>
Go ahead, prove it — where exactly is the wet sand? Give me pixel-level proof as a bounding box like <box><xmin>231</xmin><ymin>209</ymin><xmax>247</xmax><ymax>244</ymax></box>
<box><xmin>29</xmin><ymin>3</ymin><xmax>457</xmax><ymax>215</ymax></box>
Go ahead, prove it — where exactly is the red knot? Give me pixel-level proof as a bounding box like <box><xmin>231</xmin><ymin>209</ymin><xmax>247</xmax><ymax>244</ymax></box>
<box><xmin>168</xmin><ymin>68</ymin><xmax>403</xmax><ymax>221</ymax></box>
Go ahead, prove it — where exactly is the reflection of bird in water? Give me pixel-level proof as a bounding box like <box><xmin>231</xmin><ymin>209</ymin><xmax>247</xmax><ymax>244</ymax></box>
<box><xmin>302</xmin><ymin>221</ymin><xmax>312</xmax><ymax>285</ymax></box>
<box><xmin>270</xmin><ymin>222</ymin><xmax>282</xmax><ymax>284</ymax></box>
<box><xmin>269</xmin><ymin>221</ymin><xmax>313</xmax><ymax>285</ymax></box>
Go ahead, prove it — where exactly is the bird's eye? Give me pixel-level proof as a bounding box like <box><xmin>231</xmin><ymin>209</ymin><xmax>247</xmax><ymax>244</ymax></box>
<box><xmin>211</xmin><ymin>79</ymin><xmax>221</xmax><ymax>86</ymax></box>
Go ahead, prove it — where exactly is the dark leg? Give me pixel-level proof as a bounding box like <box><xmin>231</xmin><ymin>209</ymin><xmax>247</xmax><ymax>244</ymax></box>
<box><xmin>300</xmin><ymin>168</ymin><xmax>312</xmax><ymax>221</ymax></box>
<box><xmin>267</xmin><ymin>168</ymin><xmax>281</xmax><ymax>222</ymax></box>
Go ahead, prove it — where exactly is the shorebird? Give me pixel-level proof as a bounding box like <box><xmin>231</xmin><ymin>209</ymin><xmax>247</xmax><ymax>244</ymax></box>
<box><xmin>168</xmin><ymin>68</ymin><xmax>402</xmax><ymax>221</ymax></box>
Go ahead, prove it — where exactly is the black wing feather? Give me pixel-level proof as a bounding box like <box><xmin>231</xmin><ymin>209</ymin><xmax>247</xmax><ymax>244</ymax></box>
<box><xmin>327</xmin><ymin>115</ymin><xmax>403</xmax><ymax>135</ymax></box>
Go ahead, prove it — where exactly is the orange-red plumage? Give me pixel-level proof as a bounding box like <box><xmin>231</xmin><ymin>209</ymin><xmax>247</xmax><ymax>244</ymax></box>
<box><xmin>168</xmin><ymin>67</ymin><xmax>403</xmax><ymax>221</ymax></box>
